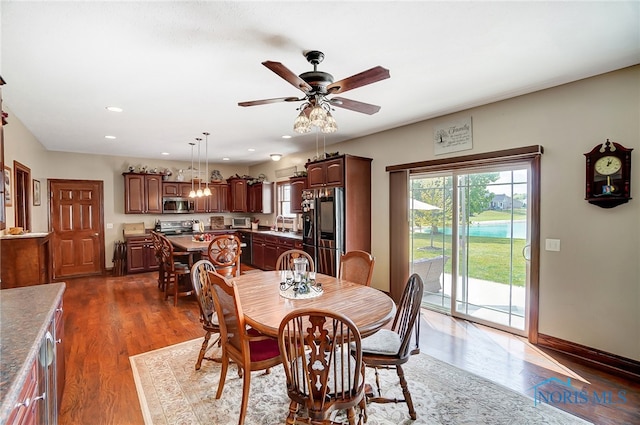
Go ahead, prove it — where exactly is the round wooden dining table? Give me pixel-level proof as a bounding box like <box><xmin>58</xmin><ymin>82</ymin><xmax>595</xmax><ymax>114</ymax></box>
<box><xmin>232</xmin><ymin>270</ymin><xmax>396</xmax><ymax>338</ymax></box>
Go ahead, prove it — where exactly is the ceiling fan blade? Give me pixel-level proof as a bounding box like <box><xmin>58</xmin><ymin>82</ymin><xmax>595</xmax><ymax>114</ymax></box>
<box><xmin>238</xmin><ymin>96</ymin><xmax>303</xmax><ymax>107</ymax></box>
<box><xmin>263</xmin><ymin>61</ymin><xmax>312</xmax><ymax>93</ymax></box>
<box><xmin>329</xmin><ymin>97</ymin><xmax>381</xmax><ymax>115</ymax></box>
<box><xmin>327</xmin><ymin>66</ymin><xmax>390</xmax><ymax>94</ymax></box>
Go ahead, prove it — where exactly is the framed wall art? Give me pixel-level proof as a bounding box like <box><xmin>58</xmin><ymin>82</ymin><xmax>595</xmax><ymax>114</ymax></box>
<box><xmin>434</xmin><ymin>116</ymin><xmax>473</xmax><ymax>155</ymax></box>
<box><xmin>3</xmin><ymin>165</ymin><xmax>11</xmax><ymax>207</ymax></box>
<box><xmin>33</xmin><ymin>179</ymin><xmax>41</xmax><ymax>206</ymax></box>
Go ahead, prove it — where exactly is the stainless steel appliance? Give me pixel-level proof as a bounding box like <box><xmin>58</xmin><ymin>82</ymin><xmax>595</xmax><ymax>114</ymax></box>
<box><xmin>302</xmin><ymin>188</ymin><xmax>344</xmax><ymax>276</ymax></box>
<box><xmin>162</xmin><ymin>197</ymin><xmax>194</xmax><ymax>214</ymax></box>
<box><xmin>231</xmin><ymin>217</ymin><xmax>251</xmax><ymax>229</ymax></box>
<box><xmin>158</xmin><ymin>219</ymin><xmax>194</xmax><ymax>235</ymax></box>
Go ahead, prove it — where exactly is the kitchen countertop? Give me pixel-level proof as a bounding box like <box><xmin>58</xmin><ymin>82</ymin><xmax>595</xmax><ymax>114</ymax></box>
<box><xmin>0</xmin><ymin>282</ymin><xmax>65</xmax><ymax>423</ymax></box>
<box><xmin>0</xmin><ymin>232</ymin><xmax>51</xmax><ymax>239</ymax></box>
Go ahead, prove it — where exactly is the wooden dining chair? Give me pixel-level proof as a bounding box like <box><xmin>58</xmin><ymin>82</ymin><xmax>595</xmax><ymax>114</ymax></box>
<box><xmin>159</xmin><ymin>233</ymin><xmax>194</xmax><ymax>306</ymax></box>
<box><xmin>278</xmin><ymin>308</ymin><xmax>366</xmax><ymax>425</ymax></box>
<box><xmin>275</xmin><ymin>249</ymin><xmax>315</xmax><ymax>272</ymax></box>
<box><xmin>150</xmin><ymin>231</ymin><xmax>168</xmax><ymax>290</ymax></box>
<box><xmin>190</xmin><ymin>259</ymin><xmax>221</xmax><ymax>370</ymax></box>
<box><xmin>339</xmin><ymin>250</ymin><xmax>375</xmax><ymax>286</ymax></box>
<box><xmin>357</xmin><ymin>273</ymin><xmax>424</xmax><ymax>420</ymax></box>
<box><xmin>207</xmin><ymin>234</ymin><xmax>242</xmax><ymax>278</ymax></box>
<box><xmin>208</xmin><ymin>270</ymin><xmax>282</xmax><ymax>425</ymax></box>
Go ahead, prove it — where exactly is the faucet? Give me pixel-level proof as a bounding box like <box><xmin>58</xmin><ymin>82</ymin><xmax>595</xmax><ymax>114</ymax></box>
<box><xmin>275</xmin><ymin>215</ymin><xmax>285</xmax><ymax>232</ymax></box>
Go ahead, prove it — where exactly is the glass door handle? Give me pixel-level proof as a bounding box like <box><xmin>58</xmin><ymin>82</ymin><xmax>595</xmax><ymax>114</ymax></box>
<box><xmin>522</xmin><ymin>244</ymin><xmax>530</xmax><ymax>261</ymax></box>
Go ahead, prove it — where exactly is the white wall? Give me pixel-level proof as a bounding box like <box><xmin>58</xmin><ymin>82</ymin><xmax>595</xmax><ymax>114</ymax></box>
<box><xmin>4</xmin><ymin>66</ymin><xmax>639</xmax><ymax>361</ymax></box>
<box><xmin>253</xmin><ymin>66</ymin><xmax>640</xmax><ymax>361</ymax></box>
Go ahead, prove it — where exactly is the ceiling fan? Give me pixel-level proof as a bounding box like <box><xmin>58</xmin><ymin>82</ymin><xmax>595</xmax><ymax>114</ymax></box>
<box><xmin>238</xmin><ymin>50</ymin><xmax>390</xmax><ymax>132</ymax></box>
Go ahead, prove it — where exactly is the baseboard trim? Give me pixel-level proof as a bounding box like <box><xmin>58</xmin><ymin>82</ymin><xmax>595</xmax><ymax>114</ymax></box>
<box><xmin>536</xmin><ymin>333</ymin><xmax>640</xmax><ymax>380</ymax></box>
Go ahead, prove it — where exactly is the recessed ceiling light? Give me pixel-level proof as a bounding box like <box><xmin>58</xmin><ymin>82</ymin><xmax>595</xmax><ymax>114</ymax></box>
<box><xmin>282</xmin><ymin>135</ymin><xmax>292</xmax><ymax>139</ymax></box>
<box><xmin>104</xmin><ymin>135</ymin><xmax>116</xmax><ymax>139</ymax></box>
<box><xmin>248</xmin><ymin>148</ymin><xmax>256</xmax><ymax>152</ymax></box>
<box><xmin>105</xmin><ymin>106</ymin><xmax>123</xmax><ymax>112</ymax></box>
<box><xmin>222</xmin><ymin>157</ymin><xmax>230</xmax><ymax>161</ymax></box>
<box><xmin>161</xmin><ymin>152</ymin><xmax>170</xmax><ymax>156</ymax></box>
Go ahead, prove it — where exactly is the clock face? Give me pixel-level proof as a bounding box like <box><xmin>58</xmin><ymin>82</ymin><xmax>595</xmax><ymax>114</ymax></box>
<box><xmin>594</xmin><ymin>156</ymin><xmax>622</xmax><ymax>176</ymax></box>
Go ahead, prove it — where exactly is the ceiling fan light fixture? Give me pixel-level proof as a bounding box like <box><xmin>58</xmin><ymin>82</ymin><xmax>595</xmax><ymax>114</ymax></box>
<box><xmin>293</xmin><ymin>111</ymin><xmax>312</xmax><ymax>134</ymax></box>
<box><xmin>309</xmin><ymin>105</ymin><xmax>327</xmax><ymax>127</ymax></box>
<box><xmin>322</xmin><ymin>111</ymin><xmax>338</xmax><ymax>133</ymax></box>
<box><xmin>270</xmin><ymin>153</ymin><xmax>282</xmax><ymax>161</ymax></box>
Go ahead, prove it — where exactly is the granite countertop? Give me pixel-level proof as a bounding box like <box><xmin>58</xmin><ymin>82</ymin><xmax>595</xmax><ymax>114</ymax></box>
<box><xmin>0</xmin><ymin>282</ymin><xmax>65</xmax><ymax>423</ymax></box>
<box><xmin>246</xmin><ymin>229</ymin><xmax>303</xmax><ymax>241</ymax></box>
<box><xmin>0</xmin><ymin>232</ymin><xmax>51</xmax><ymax>239</ymax></box>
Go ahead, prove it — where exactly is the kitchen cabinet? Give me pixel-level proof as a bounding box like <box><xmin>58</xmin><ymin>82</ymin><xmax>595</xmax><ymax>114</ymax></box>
<box><xmin>250</xmin><ymin>233</ymin><xmax>302</xmax><ymax>270</ymax></box>
<box><xmin>162</xmin><ymin>182</ymin><xmax>192</xmax><ymax>197</ymax></box>
<box><xmin>305</xmin><ymin>154</ymin><xmax>373</xmax><ymax>264</ymax></box>
<box><xmin>194</xmin><ymin>183</ymin><xmax>229</xmax><ymax>213</ymax></box>
<box><xmin>123</xmin><ymin>173</ymin><xmax>163</xmax><ymax>214</ymax></box>
<box><xmin>306</xmin><ymin>157</ymin><xmax>343</xmax><ymax>188</ymax></box>
<box><xmin>228</xmin><ymin>178</ymin><xmax>248</xmax><ymax>212</ymax></box>
<box><xmin>263</xmin><ymin>234</ymin><xmax>279</xmax><ymax>270</ymax></box>
<box><xmin>1</xmin><ymin>284</ymin><xmax>65</xmax><ymax>425</ymax></box>
<box><xmin>126</xmin><ymin>234</ymin><xmax>159</xmax><ymax>274</ymax></box>
<box><xmin>1</xmin><ymin>233</ymin><xmax>52</xmax><ymax>289</ymax></box>
<box><xmin>251</xmin><ymin>233</ymin><xmax>265</xmax><ymax>269</ymax></box>
<box><xmin>289</xmin><ymin>177</ymin><xmax>306</xmax><ymax>213</ymax></box>
<box><xmin>248</xmin><ymin>182</ymin><xmax>274</xmax><ymax>214</ymax></box>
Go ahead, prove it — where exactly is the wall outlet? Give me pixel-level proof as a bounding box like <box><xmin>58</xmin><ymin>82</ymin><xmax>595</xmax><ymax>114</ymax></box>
<box><xmin>545</xmin><ymin>239</ymin><xmax>561</xmax><ymax>252</ymax></box>
<box><xmin>106</xmin><ymin>223</ymin><xmax>114</xmax><ymax>229</ymax></box>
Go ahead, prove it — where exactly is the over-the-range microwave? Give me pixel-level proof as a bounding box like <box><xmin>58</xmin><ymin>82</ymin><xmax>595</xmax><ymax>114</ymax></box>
<box><xmin>162</xmin><ymin>197</ymin><xmax>194</xmax><ymax>214</ymax></box>
<box><xmin>231</xmin><ymin>217</ymin><xmax>251</xmax><ymax>229</ymax></box>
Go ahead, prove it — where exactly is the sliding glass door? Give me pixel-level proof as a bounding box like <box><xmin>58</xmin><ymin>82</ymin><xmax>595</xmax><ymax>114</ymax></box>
<box><xmin>411</xmin><ymin>163</ymin><xmax>531</xmax><ymax>335</ymax></box>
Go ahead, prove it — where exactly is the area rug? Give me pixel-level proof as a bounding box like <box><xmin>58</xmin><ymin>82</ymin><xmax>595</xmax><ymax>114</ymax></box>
<box><xmin>130</xmin><ymin>338</ymin><xmax>591</xmax><ymax>425</ymax></box>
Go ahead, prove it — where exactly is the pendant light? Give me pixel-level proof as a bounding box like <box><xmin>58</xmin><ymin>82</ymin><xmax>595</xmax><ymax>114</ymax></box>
<box><xmin>203</xmin><ymin>132</ymin><xmax>211</xmax><ymax>196</ymax></box>
<box><xmin>195</xmin><ymin>137</ymin><xmax>203</xmax><ymax>197</ymax></box>
<box><xmin>188</xmin><ymin>142</ymin><xmax>196</xmax><ymax>198</ymax></box>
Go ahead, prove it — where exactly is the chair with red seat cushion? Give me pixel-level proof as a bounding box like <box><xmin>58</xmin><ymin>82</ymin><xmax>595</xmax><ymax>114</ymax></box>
<box><xmin>208</xmin><ymin>270</ymin><xmax>282</xmax><ymax>425</ymax></box>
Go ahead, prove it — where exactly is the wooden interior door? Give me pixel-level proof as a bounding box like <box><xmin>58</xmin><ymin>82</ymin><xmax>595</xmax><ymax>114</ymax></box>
<box><xmin>49</xmin><ymin>179</ymin><xmax>104</xmax><ymax>278</ymax></box>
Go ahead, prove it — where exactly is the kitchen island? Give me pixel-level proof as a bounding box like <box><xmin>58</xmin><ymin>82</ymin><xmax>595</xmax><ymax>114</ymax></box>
<box><xmin>0</xmin><ymin>282</ymin><xmax>65</xmax><ymax>424</ymax></box>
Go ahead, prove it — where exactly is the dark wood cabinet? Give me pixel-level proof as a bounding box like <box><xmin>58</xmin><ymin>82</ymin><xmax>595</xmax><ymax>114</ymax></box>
<box><xmin>1</xmin><ymin>233</ymin><xmax>52</xmax><ymax>289</ymax></box>
<box><xmin>306</xmin><ymin>155</ymin><xmax>373</xmax><ymax>256</ymax></box>
<box><xmin>126</xmin><ymin>234</ymin><xmax>159</xmax><ymax>274</ymax></box>
<box><xmin>307</xmin><ymin>157</ymin><xmax>344</xmax><ymax>188</ymax></box>
<box><xmin>251</xmin><ymin>233</ymin><xmax>265</xmax><ymax>269</ymax></box>
<box><xmin>228</xmin><ymin>178</ymin><xmax>248</xmax><ymax>212</ymax></box>
<box><xmin>123</xmin><ymin>173</ymin><xmax>162</xmax><ymax>214</ymax></box>
<box><xmin>250</xmin><ymin>233</ymin><xmax>302</xmax><ymax>270</ymax></box>
<box><xmin>55</xmin><ymin>299</ymin><xmax>65</xmax><ymax>412</ymax></box>
<box><xmin>194</xmin><ymin>183</ymin><xmax>229</xmax><ymax>213</ymax></box>
<box><xmin>289</xmin><ymin>177</ymin><xmax>306</xmax><ymax>213</ymax></box>
<box><xmin>5</xmin><ymin>291</ymin><xmax>64</xmax><ymax>425</ymax></box>
<box><xmin>248</xmin><ymin>182</ymin><xmax>274</xmax><ymax>214</ymax></box>
<box><xmin>162</xmin><ymin>182</ymin><xmax>192</xmax><ymax>197</ymax></box>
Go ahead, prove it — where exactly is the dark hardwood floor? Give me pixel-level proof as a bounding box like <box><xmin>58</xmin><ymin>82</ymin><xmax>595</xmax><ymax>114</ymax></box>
<box><xmin>58</xmin><ymin>272</ymin><xmax>639</xmax><ymax>424</ymax></box>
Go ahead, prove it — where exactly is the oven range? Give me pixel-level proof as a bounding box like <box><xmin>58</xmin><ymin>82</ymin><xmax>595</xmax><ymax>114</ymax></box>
<box><xmin>156</xmin><ymin>219</ymin><xmax>194</xmax><ymax>236</ymax></box>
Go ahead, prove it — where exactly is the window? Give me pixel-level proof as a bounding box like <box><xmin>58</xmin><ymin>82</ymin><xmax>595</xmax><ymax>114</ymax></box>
<box><xmin>277</xmin><ymin>182</ymin><xmax>296</xmax><ymax>218</ymax></box>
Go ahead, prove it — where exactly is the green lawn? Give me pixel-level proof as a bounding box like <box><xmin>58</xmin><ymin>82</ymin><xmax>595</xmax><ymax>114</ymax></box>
<box><xmin>471</xmin><ymin>208</ymin><xmax>527</xmax><ymax>222</ymax></box>
<box><xmin>412</xmin><ymin>232</ymin><xmax>526</xmax><ymax>286</ymax></box>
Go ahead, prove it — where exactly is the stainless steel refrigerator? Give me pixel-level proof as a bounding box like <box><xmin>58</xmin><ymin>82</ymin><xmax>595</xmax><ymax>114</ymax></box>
<box><xmin>302</xmin><ymin>187</ymin><xmax>344</xmax><ymax>277</ymax></box>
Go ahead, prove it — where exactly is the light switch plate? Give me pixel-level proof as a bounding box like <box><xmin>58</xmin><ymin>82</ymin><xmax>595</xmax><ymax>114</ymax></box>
<box><xmin>545</xmin><ymin>239</ymin><xmax>561</xmax><ymax>251</ymax></box>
